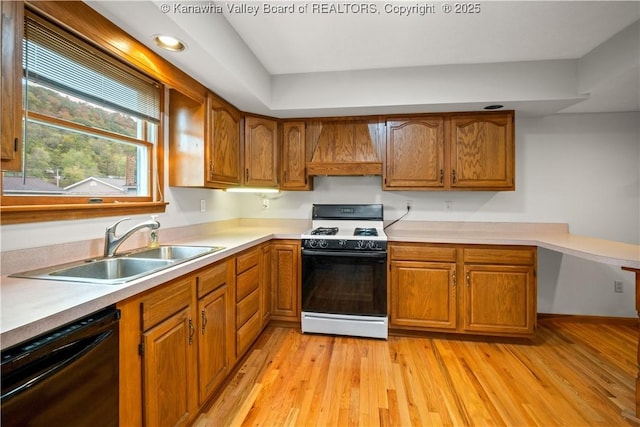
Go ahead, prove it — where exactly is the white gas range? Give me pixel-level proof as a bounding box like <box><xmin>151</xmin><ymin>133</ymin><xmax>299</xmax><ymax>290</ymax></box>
<box><xmin>301</xmin><ymin>204</ymin><xmax>388</xmax><ymax>339</ymax></box>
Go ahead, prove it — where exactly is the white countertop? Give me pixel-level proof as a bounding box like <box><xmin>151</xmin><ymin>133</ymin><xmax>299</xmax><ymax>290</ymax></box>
<box><xmin>2</xmin><ymin>220</ymin><xmax>638</xmax><ymax>350</ymax></box>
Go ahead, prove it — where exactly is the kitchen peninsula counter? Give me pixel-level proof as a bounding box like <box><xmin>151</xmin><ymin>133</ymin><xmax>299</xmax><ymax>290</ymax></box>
<box><xmin>2</xmin><ymin>219</ymin><xmax>639</xmax><ymax>350</ymax></box>
<box><xmin>385</xmin><ymin>221</ymin><xmax>640</xmax><ymax>269</ymax></box>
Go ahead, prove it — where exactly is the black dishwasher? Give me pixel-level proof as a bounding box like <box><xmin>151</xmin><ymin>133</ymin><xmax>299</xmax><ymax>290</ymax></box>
<box><xmin>1</xmin><ymin>306</ymin><xmax>120</xmax><ymax>427</ymax></box>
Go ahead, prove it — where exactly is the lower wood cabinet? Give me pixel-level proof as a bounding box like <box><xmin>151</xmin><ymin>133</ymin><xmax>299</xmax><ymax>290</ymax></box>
<box><xmin>118</xmin><ymin>260</ymin><xmax>235</xmax><ymax>427</ymax></box>
<box><xmin>196</xmin><ymin>259</ymin><xmax>235</xmax><ymax>406</ymax></box>
<box><xmin>235</xmin><ymin>246</ymin><xmax>263</xmax><ymax>358</ymax></box>
<box><xmin>270</xmin><ymin>240</ymin><xmax>301</xmax><ymax>322</ymax></box>
<box><xmin>389</xmin><ymin>243</ymin><xmax>536</xmax><ymax>338</ymax></box>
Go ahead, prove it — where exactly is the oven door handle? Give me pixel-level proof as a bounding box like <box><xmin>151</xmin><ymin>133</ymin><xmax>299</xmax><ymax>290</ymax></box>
<box><xmin>302</xmin><ymin>249</ymin><xmax>387</xmax><ymax>258</ymax></box>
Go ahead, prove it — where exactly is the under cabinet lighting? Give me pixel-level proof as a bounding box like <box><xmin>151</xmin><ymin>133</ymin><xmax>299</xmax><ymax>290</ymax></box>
<box><xmin>153</xmin><ymin>35</ymin><xmax>186</xmax><ymax>52</ymax></box>
<box><xmin>224</xmin><ymin>187</ymin><xmax>280</xmax><ymax>194</ymax></box>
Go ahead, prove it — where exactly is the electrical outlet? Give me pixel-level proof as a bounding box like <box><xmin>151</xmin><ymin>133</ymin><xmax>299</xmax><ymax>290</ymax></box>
<box><xmin>614</xmin><ymin>280</ymin><xmax>624</xmax><ymax>293</ymax></box>
<box><xmin>406</xmin><ymin>200</ymin><xmax>412</xmax><ymax>210</ymax></box>
<box><xmin>262</xmin><ymin>198</ymin><xmax>270</xmax><ymax>209</ymax></box>
<box><xmin>200</xmin><ymin>199</ymin><xmax>206</xmax><ymax>213</ymax></box>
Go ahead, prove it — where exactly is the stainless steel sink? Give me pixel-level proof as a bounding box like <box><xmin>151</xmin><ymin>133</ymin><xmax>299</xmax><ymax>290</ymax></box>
<box><xmin>48</xmin><ymin>258</ymin><xmax>175</xmax><ymax>284</ymax></box>
<box><xmin>11</xmin><ymin>245</ymin><xmax>225</xmax><ymax>285</ymax></box>
<box><xmin>125</xmin><ymin>245</ymin><xmax>225</xmax><ymax>261</ymax></box>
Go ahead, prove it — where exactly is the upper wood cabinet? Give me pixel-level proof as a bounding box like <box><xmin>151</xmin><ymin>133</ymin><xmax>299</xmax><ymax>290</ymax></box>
<box><xmin>1</xmin><ymin>1</ymin><xmax>23</xmax><ymax>172</ymax></box>
<box><xmin>450</xmin><ymin>113</ymin><xmax>514</xmax><ymax>190</ymax></box>
<box><xmin>385</xmin><ymin>117</ymin><xmax>445</xmax><ymax>189</ymax></box>
<box><xmin>168</xmin><ymin>90</ymin><xmax>241</xmax><ymax>189</ymax></box>
<box><xmin>244</xmin><ymin>116</ymin><xmax>278</xmax><ymax>188</ymax></box>
<box><xmin>208</xmin><ymin>93</ymin><xmax>242</xmax><ymax>187</ymax></box>
<box><xmin>281</xmin><ymin>121</ymin><xmax>312</xmax><ymax>190</ymax></box>
<box><xmin>383</xmin><ymin>111</ymin><xmax>515</xmax><ymax>191</ymax></box>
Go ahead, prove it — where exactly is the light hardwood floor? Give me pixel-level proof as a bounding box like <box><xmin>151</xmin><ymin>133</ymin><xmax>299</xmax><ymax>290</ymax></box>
<box><xmin>196</xmin><ymin>317</ymin><xmax>638</xmax><ymax>426</ymax></box>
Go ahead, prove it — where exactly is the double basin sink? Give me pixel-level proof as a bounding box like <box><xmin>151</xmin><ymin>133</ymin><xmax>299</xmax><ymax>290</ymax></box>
<box><xmin>12</xmin><ymin>245</ymin><xmax>225</xmax><ymax>285</ymax></box>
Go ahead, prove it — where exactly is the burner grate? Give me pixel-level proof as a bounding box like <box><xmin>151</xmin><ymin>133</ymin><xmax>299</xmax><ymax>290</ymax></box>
<box><xmin>354</xmin><ymin>227</ymin><xmax>378</xmax><ymax>237</ymax></box>
<box><xmin>311</xmin><ymin>227</ymin><xmax>339</xmax><ymax>236</ymax></box>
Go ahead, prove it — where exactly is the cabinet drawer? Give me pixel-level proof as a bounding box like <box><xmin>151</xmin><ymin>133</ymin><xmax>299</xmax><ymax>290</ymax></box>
<box><xmin>236</xmin><ymin>288</ymin><xmax>259</xmax><ymax>328</ymax></box>
<box><xmin>197</xmin><ymin>260</ymin><xmax>230</xmax><ymax>298</ymax></box>
<box><xmin>141</xmin><ymin>277</ymin><xmax>193</xmax><ymax>331</ymax></box>
<box><xmin>237</xmin><ymin>265</ymin><xmax>259</xmax><ymax>301</ymax></box>
<box><xmin>390</xmin><ymin>244</ymin><xmax>457</xmax><ymax>262</ymax></box>
<box><xmin>464</xmin><ymin>247</ymin><xmax>535</xmax><ymax>265</ymax></box>
<box><xmin>236</xmin><ymin>311</ymin><xmax>261</xmax><ymax>357</ymax></box>
<box><xmin>236</xmin><ymin>248</ymin><xmax>259</xmax><ymax>274</ymax></box>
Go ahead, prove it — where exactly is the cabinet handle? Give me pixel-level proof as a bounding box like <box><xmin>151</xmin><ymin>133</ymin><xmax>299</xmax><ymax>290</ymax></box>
<box><xmin>14</xmin><ymin>138</ymin><xmax>19</xmax><ymax>152</ymax></box>
<box><xmin>452</xmin><ymin>270</ymin><xmax>456</xmax><ymax>287</ymax></box>
<box><xmin>283</xmin><ymin>170</ymin><xmax>287</xmax><ymax>182</ymax></box>
<box><xmin>440</xmin><ymin>169</ymin><xmax>444</xmax><ymax>184</ymax></box>
<box><xmin>452</xmin><ymin>169</ymin><xmax>457</xmax><ymax>184</ymax></box>
<box><xmin>208</xmin><ymin>160</ymin><xmax>214</xmax><ymax>180</ymax></box>
<box><xmin>188</xmin><ymin>318</ymin><xmax>195</xmax><ymax>345</ymax></box>
<box><xmin>466</xmin><ymin>272</ymin><xmax>470</xmax><ymax>288</ymax></box>
<box><xmin>201</xmin><ymin>310</ymin><xmax>207</xmax><ymax>334</ymax></box>
<box><xmin>245</xmin><ymin>168</ymin><xmax>249</xmax><ymax>182</ymax></box>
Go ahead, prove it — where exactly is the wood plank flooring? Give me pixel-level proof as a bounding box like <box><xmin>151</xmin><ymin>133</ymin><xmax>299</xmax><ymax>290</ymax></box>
<box><xmin>195</xmin><ymin>317</ymin><xmax>638</xmax><ymax>426</ymax></box>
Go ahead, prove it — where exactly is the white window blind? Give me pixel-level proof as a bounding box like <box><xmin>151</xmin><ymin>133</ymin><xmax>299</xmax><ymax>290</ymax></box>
<box><xmin>23</xmin><ymin>13</ymin><xmax>160</xmax><ymax>123</ymax></box>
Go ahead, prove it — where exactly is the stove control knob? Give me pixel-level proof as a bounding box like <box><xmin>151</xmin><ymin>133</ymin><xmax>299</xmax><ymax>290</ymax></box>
<box><xmin>319</xmin><ymin>239</ymin><xmax>329</xmax><ymax>248</ymax></box>
<box><xmin>338</xmin><ymin>240</ymin><xmax>347</xmax><ymax>248</ymax></box>
<box><xmin>367</xmin><ymin>241</ymin><xmax>377</xmax><ymax>249</ymax></box>
<box><xmin>308</xmin><ymin>239</ymin><xmax>318</xmax><ymax>248</ymax></box>
<box><xmin>356</xmin><ymin>240</ymin><xmax>366</xmax><ymax>249</ymax></box>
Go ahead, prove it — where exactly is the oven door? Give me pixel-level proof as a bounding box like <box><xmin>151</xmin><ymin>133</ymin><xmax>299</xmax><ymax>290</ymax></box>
<box><xmin>301</xmin><ymin>249</ymin><xmax>387</xmax><ymax>316</ymax></box>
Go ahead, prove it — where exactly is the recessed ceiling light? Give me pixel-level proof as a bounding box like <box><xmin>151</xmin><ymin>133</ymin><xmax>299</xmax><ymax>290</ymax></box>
<box><xmin>153</xmin><ymin>35</ymin><xmax>186</xmax><ymax>52</ymax></box>
<box><xmin>484</xmin><ymin>104</ymin><xmax>504</xmax><ymax>110</ymax></box>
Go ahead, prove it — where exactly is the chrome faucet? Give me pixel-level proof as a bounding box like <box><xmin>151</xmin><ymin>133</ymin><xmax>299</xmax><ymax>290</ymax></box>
<box><xmin>104</xmin><ymin>217</ymin><xmax>161</xmax><ymax>257</ymax></box>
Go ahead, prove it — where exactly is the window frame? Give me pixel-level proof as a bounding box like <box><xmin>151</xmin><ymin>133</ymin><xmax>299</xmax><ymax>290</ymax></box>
<box><xmin>0</xmin><ymin>2</ymin><xmax>169</xmax><ymax>224</ymax></box>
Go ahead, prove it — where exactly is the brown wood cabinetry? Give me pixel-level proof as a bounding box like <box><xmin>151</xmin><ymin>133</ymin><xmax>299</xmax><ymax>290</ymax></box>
<box><xmin>168</xmin><ymin>90</ymin><xmax>241</xmax><ymax>188</ymax></box>
<box><xmin>390</xmin><ymin>245</ymin><xmax>457</xmax><ymax>331</ymax></box>
<box><xmin>261</xmin><ymin>243</ymin><xmax>272</xmax><ymax>327</ymax></box>
<box><xmin>207</xmin><ymin>93</ymin><xmax>242</xmax><ymax>187</ymax></box>
<box><xmin>281</xmin><ymin>121</ymin><xmax>312</xmax><ymax>190</ymax></box>
<box><xmin>235</xmin><ymin>247</ymin><xmax>263</xmax><ymax>357</ymax></box>
<box><xmin>270</xmin><ymin>240</ymin><xmax>301</xmax><ymax>321</ymax></box>
<box><xmin>244</xmin><ymin>116</ymin><xmax>278</xmax><ymax>187</ymax></box>
<box><xmin>1</xmin><ymin>0</ymin><xmax>23</xmax><ymax>171</ymax></box>
<box><xmin>389</xmin><ymin>242</ymin><xmax>536</xmax><ymax>338</ymax></box>
<box><xmin>196</xmin><ymin>260</ymin><xmax>235</xmax><ymax>406</ymax></box>
<box><xmin>385</xmin><ymin>117</ymin><xmax>445</xmax><ymax>189</ymax></box>
<box><xmin>139</xmin><ymin>276</ymin><xmax>198</xmax><ymax>427</ymax></box>
<box><xmin>462</xmin><ymin>247</ymin><xmax>536</xmax><ymax>335</ymax></box>
<box><xmin>383</xmin><ymin>112</ymin><xmax>515</xmax><ymax>191</ymax></box>
<box><xmin>450</xmin><ymin>113</ymin><xmax>514</xmax><ymax>190</ymax></box>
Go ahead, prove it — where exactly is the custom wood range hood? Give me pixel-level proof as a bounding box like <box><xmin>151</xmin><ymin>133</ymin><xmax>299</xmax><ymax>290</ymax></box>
<box><xmin>305</xmin><ymin>119</ymin><xmax>384</xmax><ymax>176</ymax></box>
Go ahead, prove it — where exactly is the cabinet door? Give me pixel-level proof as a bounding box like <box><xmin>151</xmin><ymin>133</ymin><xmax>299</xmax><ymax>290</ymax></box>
<box><xmin>450</xmin><ymin>113</ymin><xmax>514</xmax><ymax>190</ymax></box>
<box><xmin>207</xmin><ymin>93</ymin><xmax>241</xmax><ymax>187</ymax></box>
<box><xmin>1</xmin><ymin>1</ymin><xmax>23</xmax><ymax>171</ymax></box>
<box><xmin>142</xmin><ymin>306</ymin><xmax>196</xmax><ymax>427</ymax></box>
<box><xmin>463</xmin><ymin>264</ymin><xmax>535</xmax><ymax>335</ymax></box>
<box><xmin>271</xmin><ymin>241</ymin><xmax>300</xmax><ymax>321</ymax></box>
<box><xmin>198</xmin><ymin>284</ymin><xmax>231</xmax><ymax>405</ymax></box>
<box><xmin>390</xmin><ymin>261</ymin><xmax>457</xmax><ymax>330</ymax></box>
<box><xmin>281</xmin><ymin>121</ymin><xmax>311</xmax><ymax>190</ymax></box>
<box><xmin>384</xmin><ymin>118</ymin><xmax>445</xmax><ymax>189</ymax></box>
<box><xmin>244</xmin><ymin>116</ymin><xmax>278</xmax><ymax>187</ymax></box>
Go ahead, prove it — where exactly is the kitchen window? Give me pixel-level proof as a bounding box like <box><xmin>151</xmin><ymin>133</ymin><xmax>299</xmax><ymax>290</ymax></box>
<box><xmin>1</xmin><ymin>9</ymin><xmax>165</xmax><ymax>223</ymax></box>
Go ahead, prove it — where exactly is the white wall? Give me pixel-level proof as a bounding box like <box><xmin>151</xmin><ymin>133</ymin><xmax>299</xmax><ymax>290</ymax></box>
<box><xmin>1</xmin><ymin>112</ymin><xmax>638</xmax><ymax>316</ymax></box>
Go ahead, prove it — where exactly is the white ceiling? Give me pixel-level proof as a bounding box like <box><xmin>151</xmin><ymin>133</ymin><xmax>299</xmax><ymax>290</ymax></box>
<box><xmin>88</xmin><ymin>1</ymin><xmax>640</xmax><ymax>117</ymax></box>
